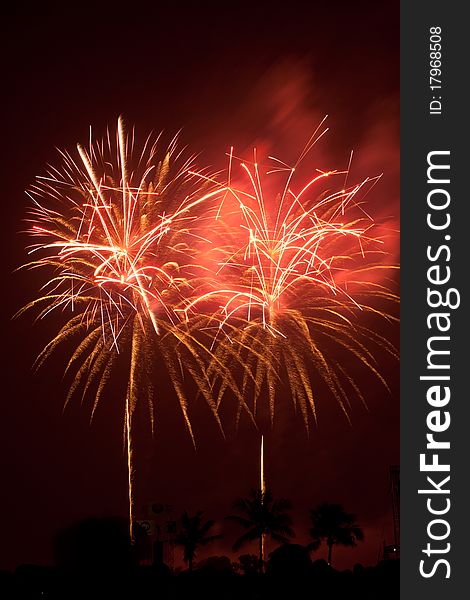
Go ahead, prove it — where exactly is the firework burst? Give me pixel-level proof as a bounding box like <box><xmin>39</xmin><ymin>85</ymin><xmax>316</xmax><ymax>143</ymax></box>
<box><xmin>188</xmin><ymin>124</ymin><xmax>398</xmax><ymax>430</ymax></box>
<box><xmin>17</xmin><ymin>117</ymin><xmax>235</xmax><ymax>539</ymax></box>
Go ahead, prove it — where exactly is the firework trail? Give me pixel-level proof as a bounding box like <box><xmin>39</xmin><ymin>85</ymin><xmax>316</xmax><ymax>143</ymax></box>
<box><xmin>260</xmin><ymin>435</ymin><xmax>266</xmax><ymax>566</ymax></box>
<box><xmin>187</xmin><ymin>121</ymin><xmax>398</xmax><ymax>430</ymax></box>
<box><xmin>17</xmin><ymin>117</ymin><xmax>237</xmax><ymax>540</ymax></box>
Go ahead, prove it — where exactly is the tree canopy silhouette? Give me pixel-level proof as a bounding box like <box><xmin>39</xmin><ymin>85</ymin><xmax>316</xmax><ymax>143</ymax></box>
<box><xmin>226</xmin><ymin>489</ymin><xmax>294</xmax><ymax>572</ymax></box>
<box><xmin>174</xmin><ymin>511</ymin><xmax>222</xmax><ymax>571</ymax></box>
<box><xmin>308</xmin><ymin>503</ymin><xmax>364</xmax><ymax>566</ymax></box>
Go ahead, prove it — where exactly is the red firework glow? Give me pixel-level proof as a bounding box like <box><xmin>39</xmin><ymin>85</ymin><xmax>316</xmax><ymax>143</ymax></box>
<box><xmin>186</xmin><ymin>121</ymin><xmax>398</xmax><ymax>428</ymax></box>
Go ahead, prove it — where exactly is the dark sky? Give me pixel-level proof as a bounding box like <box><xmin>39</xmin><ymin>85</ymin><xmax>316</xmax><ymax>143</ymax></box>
<box><xmin>1</xmin><ymin>2</ymin><xmax>399</xmax><ymax>571</ymax></box>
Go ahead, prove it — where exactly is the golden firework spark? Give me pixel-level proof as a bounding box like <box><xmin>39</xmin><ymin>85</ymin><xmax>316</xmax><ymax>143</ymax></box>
<box><xmin>18</xmin><ymin>117</ymin><xmax>235</xmax><ymax>539</ymax></box>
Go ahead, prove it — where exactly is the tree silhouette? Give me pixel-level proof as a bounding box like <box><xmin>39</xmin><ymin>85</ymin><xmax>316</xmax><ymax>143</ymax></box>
<box><xmin>226</xmin><ymin>489</ymin><xmax>294</xmax><ymax>572</ymax></box>
<box><xmin>308</xmin><ymin>503</ymin><xmax>364</xmax><ymax>566</ymax></box>
<box><xmin>237</xmin><ymin>553</ymin><xmax>260</xmax><ymax>576</ymax></box>
<box><xmin>174</xmin><ymin>511</ymin><xmax>222</xmax><ymax>571</ymax></box>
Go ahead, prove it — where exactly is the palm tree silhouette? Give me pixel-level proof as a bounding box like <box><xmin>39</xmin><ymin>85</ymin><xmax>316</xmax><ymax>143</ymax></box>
<box><xmin>226</xmin><ymin>489</ymin><xmax>294</xmax><ymax>572</ymax></box>
<box><xmin>308</xmin><ymin>503</ymin><xmax>364</xmax><ymax>567</ymax></box>
<box><xmin>174</xmin><ymin>511</ymin><xmax>222</xmax><ymax>571</ymax></box>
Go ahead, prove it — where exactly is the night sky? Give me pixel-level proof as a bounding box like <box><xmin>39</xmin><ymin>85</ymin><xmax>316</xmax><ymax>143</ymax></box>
<box><xmin>1</xmin><ymin>2</ymin><xmax>399</xmax><ymax>571</ymax></box>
